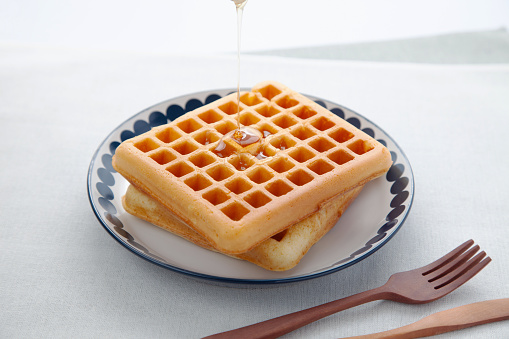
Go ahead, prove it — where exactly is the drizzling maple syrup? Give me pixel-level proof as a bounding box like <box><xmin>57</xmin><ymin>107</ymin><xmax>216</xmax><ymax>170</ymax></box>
<box><xmin>233</xmin><ymin>0</ymin><xmax>248</xmax><ymax>131</ymax></box>
<box><xmin>216</xmin><ymin>0</ymin><xmax>276</xmax><ymax>165</ymax></box>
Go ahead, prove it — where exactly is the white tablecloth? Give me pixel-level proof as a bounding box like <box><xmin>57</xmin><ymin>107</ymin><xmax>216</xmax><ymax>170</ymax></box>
<box><xmin>1</xmin><ymin>44</ymin><xmax>508</xmax><ymax>338</ymax></box>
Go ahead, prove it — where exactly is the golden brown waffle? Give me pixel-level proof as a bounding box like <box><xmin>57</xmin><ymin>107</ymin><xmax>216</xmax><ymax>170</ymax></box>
<box><xmin>123</xmin><ymin>184</ymin><xmax>363</xmax><ymax>271</ymax></box>
<box><xmin>112</xmin><ymin>81</ymin><xmax>392</xmax><ymax>254</ymax></box>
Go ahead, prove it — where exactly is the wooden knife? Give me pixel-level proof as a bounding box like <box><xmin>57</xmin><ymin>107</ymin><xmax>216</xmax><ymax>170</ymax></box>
<box><xmin>344</xmin><ymin>298</ymin><xmax>509</xmax><ymax>338</ymax></box>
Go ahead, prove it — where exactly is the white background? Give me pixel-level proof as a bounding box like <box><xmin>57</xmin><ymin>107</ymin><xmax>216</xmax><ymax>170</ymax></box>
<box><xmin>1</xmin><ymin>0</ymin><xmax>509</xmax><ymax>54</ymax></box>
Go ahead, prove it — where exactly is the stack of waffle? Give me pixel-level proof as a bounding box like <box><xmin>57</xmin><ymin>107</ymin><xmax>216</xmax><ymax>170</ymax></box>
<box><xmin>112</xmin><ymin>81</ymin><xmax>392</xmax><ymax>271</ymax></box>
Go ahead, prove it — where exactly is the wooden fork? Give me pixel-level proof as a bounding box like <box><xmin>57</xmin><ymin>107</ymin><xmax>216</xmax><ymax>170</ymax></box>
<box><xmin>204</xmin><ymin>239</ymin><xmax>491</xmax><ymax>339</ymax></box>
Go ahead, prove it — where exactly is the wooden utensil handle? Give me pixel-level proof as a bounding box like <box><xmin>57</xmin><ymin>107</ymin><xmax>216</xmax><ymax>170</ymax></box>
<box><xmin>204</xmin><ymin>286</ymin><xmax>389</xmax><ymax>339</ymax></box>
<box><xmin>347</xmin><ymin>298</ymin><xmax>509</xmax><ymax>339</ymax></box>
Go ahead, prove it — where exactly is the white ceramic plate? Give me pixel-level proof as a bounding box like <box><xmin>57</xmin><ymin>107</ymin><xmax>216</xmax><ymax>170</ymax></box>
<box><xmin>87</xmin><ymin>89</ymin><xmax>414</xmax><ymax>285</ymax></box>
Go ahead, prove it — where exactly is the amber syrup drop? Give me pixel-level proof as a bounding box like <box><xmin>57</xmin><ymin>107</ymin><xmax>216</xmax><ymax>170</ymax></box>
<box><xmin>279</xmin><ymin>139</ymin><xmax>288</xmax><ymax>150</ymax></box>
<box><xmin>256</xmin><ymin>150</ymin><xmax>268</xmax><ymax>160</ymax></box>
<box><xmin>262</xmin><ymin>129</ymin><xmax>272</xmax><ymax>138</ymax></box>
<box><xmin>235</xmin><ymin>153</ymin><xmax>251</xmax><ymax>171</ymax></box>
<box><xmin>212</xmin><ymin>140</ymin><xmax>230</xmax><ymax>158</ymax></box>
<box><xmin>204</xmin><ymin>130</ymin><xmax>212</xmax><ymax>145</ymax></box>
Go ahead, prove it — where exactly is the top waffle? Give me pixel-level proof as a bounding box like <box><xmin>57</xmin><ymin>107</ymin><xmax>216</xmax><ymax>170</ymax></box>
<box><xmin>112</xmin><ymin>81</ymin><xmax>392</xmax><ymax>254</ymax></box>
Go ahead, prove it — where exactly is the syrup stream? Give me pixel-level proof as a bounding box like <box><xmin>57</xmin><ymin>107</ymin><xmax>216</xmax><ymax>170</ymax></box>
<box><xmin>220</xmin><ymin>0</ymin><xmax>276</xmax><ymax>167</ymax></box>
<box><xmin>234</xmin><ymin>0</ymin><xmax>247</xmax><ymax>132</ymax></box>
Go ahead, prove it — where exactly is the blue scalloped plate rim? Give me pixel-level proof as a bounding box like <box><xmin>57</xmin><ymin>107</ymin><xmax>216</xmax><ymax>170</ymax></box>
<box><xmin>87</xmin><ymin>88</ymin><xmax>414</xmax><ymax>286</ymax></box>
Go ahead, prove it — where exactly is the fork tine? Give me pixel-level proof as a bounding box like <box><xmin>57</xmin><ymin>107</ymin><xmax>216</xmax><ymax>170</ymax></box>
<box><xmin>420</xmin><ymin>239</ymin><xmax>474</xmax><ymax>275</ymax></box>
<box><xmin>432</xmin><ymin>251</ymin><xmax>490</xmax><ymax>290</ymax></box>
<box><xmin>425</xmin><ymin>245</ymin><xmax>480</xmax><ymax>282</ymax></box>
<box><xmin>433</xmin><ymin>256</ymin><xmax>491</xmax><ymax>296</ymax></box>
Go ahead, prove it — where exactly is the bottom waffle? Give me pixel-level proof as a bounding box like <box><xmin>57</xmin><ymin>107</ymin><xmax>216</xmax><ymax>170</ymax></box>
<box><xmin>122</xmin><ymin>184</ymin><xmax>363</xmax><ymax>271</ymax></box>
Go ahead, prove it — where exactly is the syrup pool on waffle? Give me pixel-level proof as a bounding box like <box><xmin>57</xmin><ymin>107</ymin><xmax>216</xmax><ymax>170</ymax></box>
<box><xmin>213</xmin><ymin>125</ymin><xmax>278</xmax><ymax>166</ymax></box>
<box><xmin>213</xmin><ymin>128</ymin><xmax>256</xmax><ymax>155</ymax></box>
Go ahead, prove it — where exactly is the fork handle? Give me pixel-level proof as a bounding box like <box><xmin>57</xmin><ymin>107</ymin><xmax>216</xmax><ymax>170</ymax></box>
<box><xmin>203</xmin><ymin>285</ymin><xmax>389</xmax><ymax>339</ymax></box>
